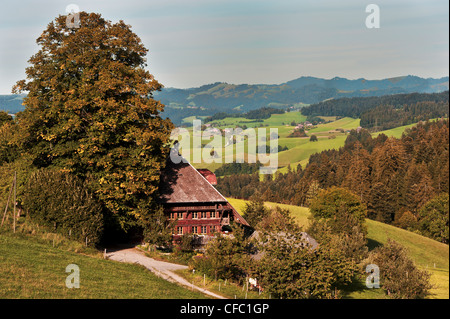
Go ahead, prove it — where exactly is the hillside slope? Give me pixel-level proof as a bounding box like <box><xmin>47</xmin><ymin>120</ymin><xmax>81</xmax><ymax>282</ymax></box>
<box><xmin>227</xmin><ymin>198</ymin><xmax>449</xmax><ymax>299</ymax></box>
<box><xmin>0</xmin><ymin>231</ymin><xmax>206</xmax><ymax>299</ymax></box>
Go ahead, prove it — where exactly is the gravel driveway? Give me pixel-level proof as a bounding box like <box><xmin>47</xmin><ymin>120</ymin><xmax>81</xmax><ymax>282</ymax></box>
<box><xmin>106</xmin><ymin>247</ymin><xmax>226</xmax><ymax>299</ymax></box>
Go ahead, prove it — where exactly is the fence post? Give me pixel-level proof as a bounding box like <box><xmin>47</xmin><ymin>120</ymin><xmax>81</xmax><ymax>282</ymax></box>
<box><xmin>13</xmin><ymin>171</ymin><xmax>16</xmax><ymax>233</ymax></box>
<box><xmin>1</xmin><ymin>176</ymin><xmax>14</xmax><ymax>228</ymax></box>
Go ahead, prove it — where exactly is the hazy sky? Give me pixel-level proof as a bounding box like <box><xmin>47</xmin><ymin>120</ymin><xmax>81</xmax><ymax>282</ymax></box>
<box><xmin>0</xmin><ymin>0</ymin><xmax>448</xmax><ymax>94</ymax></box>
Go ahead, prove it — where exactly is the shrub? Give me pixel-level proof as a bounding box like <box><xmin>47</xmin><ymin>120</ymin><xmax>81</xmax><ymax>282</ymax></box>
<box><xmin>366</xmin><ymin>239</ymin><xmax>432</xmax><ymax>299</ymax></box>
<box><xmin>191</xmin><ymin>232</ymin><xmax>249</xmax><ymax>281</ymax></box>
<box><xmin>22</xmin><ymin>169</ymin><xmax>104</xmax><ymax>246</ymax></box>
<box><xmin>256</xmin><ymin>230</ymin><xmax>356</xmax><ymax>299</ymax></box>
<box><xmin>393</xmin><ymin>210</ymin><xmax>418</xmax><ymax>231</ymax></box>
<box><xmin>174</xmin><ymin>233</ymin><xmax>196</xmax><ymax>252</ymax></box>
<box><xmin>288</xmin><ymin>129</ymin><xmax>308</xmax><ymax>138</ymax></box>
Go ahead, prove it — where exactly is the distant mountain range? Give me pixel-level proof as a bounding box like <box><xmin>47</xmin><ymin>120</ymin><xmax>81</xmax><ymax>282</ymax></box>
<box><xmin>155</xmin><ymin>75</ymin><xmax>448</xmax><ymax>124</ymax></box>
<box><xmin>1</xmin><ymin>75</ymin><xmax>448</xmax><ymax>125</ymax></box>
<box><xmin>0</xmin><ymin>94</ymin><xmax>26</xmax><ymax>114</ymax></box>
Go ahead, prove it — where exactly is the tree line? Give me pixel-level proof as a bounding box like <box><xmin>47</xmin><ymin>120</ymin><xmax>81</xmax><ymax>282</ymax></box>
<box><xmin>301</xmin><ymin>91</ymin><xmax>449</xmax><ymax>126</ymax></box>
<box><xmin>216</xmin><ymin>119</ymin><xmax>449</xmax><ymax>243</ymax></box>
<box><xmin>360</xmin><ymin>101</ymin><xmax>448</xmax><ymax>131</ymax></box>
<box><xmin>204</xmin><ymin>106</ymin><xmax>285</xmax><ymax>123</ymax></box>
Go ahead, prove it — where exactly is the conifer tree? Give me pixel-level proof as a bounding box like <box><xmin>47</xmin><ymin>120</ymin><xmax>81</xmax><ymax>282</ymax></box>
<box><xmin>343</xmin><ymin>141</ymin><xmax>371</xmax><ymax>202</ymax></box>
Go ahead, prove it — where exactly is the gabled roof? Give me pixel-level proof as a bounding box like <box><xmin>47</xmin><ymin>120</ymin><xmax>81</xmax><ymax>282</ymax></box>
<box><xmin>159</xmin><ymin>156</ymin><xmax>227</xmax><ymax>204</ymax></box>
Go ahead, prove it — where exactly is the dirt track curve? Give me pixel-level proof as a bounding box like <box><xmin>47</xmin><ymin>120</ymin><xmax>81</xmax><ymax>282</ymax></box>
<box><xmin>106</xmin><ymin>247</ymin><xmax>226</xmax><ymax>299</ymax></box>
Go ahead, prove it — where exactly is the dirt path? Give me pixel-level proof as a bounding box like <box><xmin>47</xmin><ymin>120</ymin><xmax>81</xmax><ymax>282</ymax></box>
<box><xmin>106</xmin><ymin>247</ymin><xmax>226</xmax><ymax>299</ymax></box>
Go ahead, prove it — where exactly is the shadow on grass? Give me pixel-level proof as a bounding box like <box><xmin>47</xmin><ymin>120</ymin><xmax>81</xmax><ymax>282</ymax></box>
<box><xmin>367</xmin><ymin>238</ymin><xmax>383</xmax><ymax>251</ymax></box>
<box><xmin>340</xmin><ymin>274</ymin><xmax>386</xmax><ymax>299</ymax></box>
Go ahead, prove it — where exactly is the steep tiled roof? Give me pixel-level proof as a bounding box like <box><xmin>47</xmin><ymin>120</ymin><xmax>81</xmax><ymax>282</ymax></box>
<box><xmin>159</xmin><ymin>157</ymin><xmax>227</xmax><ymax>204</ymax></box>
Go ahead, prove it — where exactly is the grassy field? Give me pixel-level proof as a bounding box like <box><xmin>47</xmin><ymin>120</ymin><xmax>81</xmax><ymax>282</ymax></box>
<box><xmin>0</xmin><ymin>227</ymin><xmax>206</xmax><ymax>299</ymax></box>
<box><xmin>277</xmin><ymin>135</ymin><xmax>348</xmax><ymax>167</ymax></box>
<box><xmin>179</xmin><ymin>113</ymin><xmax>359</xmax><ymax>172</ymax></box>
<box><xmin>227</xmin><ymin>198</ymin><xmax>449</xmax><ymax>299</ymax></box>
<box><xmin>372</xmin><ymin>122</ymin><xmax>423</xmax><ymax>139</ymax></box>
<box><xmin>183</xmin><ymin>113</ymin><xmax>413</xmax><ymax>174</ymax></box>
<box><xmin>180</xmin><ymin>112</ymin><xmax>439</xmax><ymax>175</ymax></box>
<box><xmin>2</xmin><ymin>201</ymin><xmax>446</xmax><ymax>299</ymax></box>
<box><xmin>273</xmin><ymin>118</ymin><xmax>425</xmax><ymax>174</ymax></box>
<box><xmin>204</xmin><ymin>111</ymin><xmax>307</xmax><ymax>129</ymax></box>
<box><xmin>307</xmin><ymin>117</ymin><xmax>361</xmax><ymax>133</ymax></box>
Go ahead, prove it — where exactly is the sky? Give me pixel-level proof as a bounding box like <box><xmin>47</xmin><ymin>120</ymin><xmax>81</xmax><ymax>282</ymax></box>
<box><xmin>0</xmin><ymin>0</ymin><xmax>448</xmax><ymax>94</ymax></box>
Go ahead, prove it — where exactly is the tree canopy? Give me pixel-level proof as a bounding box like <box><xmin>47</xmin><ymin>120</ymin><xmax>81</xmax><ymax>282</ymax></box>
<box><xmin>12</xmin><ymin>12</ymin><xmax>174</xmax><ymax>233</ymax></box>
<box><xmin>309</xmin><ymin>187</ymin><xmax>367</xmax><ymax>227</ymax></box>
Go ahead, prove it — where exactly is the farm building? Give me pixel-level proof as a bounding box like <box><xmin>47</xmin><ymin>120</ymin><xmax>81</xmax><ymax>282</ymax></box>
<box><xmin>158</xmin><ymin>154</ymin><xmax>250</xmax><ymax>241</ymax></box>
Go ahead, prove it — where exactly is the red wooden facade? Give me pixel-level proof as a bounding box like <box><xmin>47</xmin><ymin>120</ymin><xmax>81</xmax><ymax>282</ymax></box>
<box><xmin>165</xmin><ymin>202</ymin><xmax>241</xmax><ymax>238</ymax></box>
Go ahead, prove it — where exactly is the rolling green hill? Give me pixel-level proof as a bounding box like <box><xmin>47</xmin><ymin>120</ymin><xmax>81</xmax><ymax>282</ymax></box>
<box><xmin>227</xmin><ymin>198</ymin><xmax>449</xmax><ymax>299</ymax></box>
<box><xmin>186</xmin><ymin>112</ymin><xmax>420</xmax><ymax>174</ymax></box>
<box><xmin>0</xmin><ymin>229</ymin><xmax>205</xmax><ymax>299</ymax></box>
<box><xmin>186</xmin><ymin>112</ymin><xmax>436</xmax><ymax>175</ymax></box>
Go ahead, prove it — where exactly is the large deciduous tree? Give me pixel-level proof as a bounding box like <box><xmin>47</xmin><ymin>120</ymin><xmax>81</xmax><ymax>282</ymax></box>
<box><xmin>309</xmin><ymin>186</ymin><xmax>367</xmax><ymax>231</ymax></box>
<box><xmin>417</xmin><ymin>193</ymin><xmax>449</xmax><ymax>244</ymax></box>
<box><xmin>308</xmin><ymin>186</ymin><xmax>368</xmax><ymax>262</ymax></box>
<box><xmin>13</xmin><ymin>12</ymin><xmax>174</xmax><ymax>232</ymax></box>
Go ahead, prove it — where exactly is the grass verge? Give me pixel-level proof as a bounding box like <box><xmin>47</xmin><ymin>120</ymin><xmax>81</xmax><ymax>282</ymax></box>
<box><xmin>0</xmin><ymin>220</ymin><xmax>206</xmax><ymax>299</ymax></box>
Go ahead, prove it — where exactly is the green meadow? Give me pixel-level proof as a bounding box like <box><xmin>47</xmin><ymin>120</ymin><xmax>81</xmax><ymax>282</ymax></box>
<box><xmin>0</xmin><ymin>226</ymin><xmax>206</xmax><ymax>299</ymax></box>
<box><xmin>177</xmin><ymin>112</ymin><xmax>359</xmax><ymax>172</ymax></box>
<box><xmin>175</xmin><ymin>112</ymin><xmax>429</xmax><ymax>175</ymax></box>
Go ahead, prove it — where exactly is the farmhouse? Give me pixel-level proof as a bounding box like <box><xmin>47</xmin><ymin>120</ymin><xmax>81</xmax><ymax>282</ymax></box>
<box><xmin>158</xmin><ymin>155</ymin><xmax>250</xmax><ymax>241</ymax></box>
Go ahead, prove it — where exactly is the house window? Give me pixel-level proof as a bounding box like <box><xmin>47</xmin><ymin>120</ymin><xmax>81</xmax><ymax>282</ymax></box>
<box><xmin>177</xmin><ymin>226</ymin><xmax>183</xmax><ymax>235</ymax></box>
<box><xmin>201</xmin><ymin>226</ymin><xmax>207</xmax><ymax>234</ymax></box>
<box><xmin>192</xmin><ymin>212</ymin><xmax>198</xmax><ymax>219</ymax></box>
<box><xmin>177</xmin><ymin>212</ymin><xmax>183</xmax><ymax>219</ymax></box>
<box><xmin>210</xmin><ymin>211</ymin><xmax>216</xmax><ymax>218</ymax></box>
<box><xmin>201</xmin><ymin>212</ymin><xmax>207</xmax><ymax>219</ymax></box>
<box><xmin>191</xmin><ymin>226</ymin><xmax>197</xmax><ymax>234</ymax></box>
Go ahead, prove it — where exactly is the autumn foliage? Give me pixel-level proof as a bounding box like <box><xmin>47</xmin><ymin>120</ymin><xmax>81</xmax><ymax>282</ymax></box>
<box><xmin>11</xmin><ymin>12</ymin><xmax>173</xmax><ymax>234</ymax></box>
